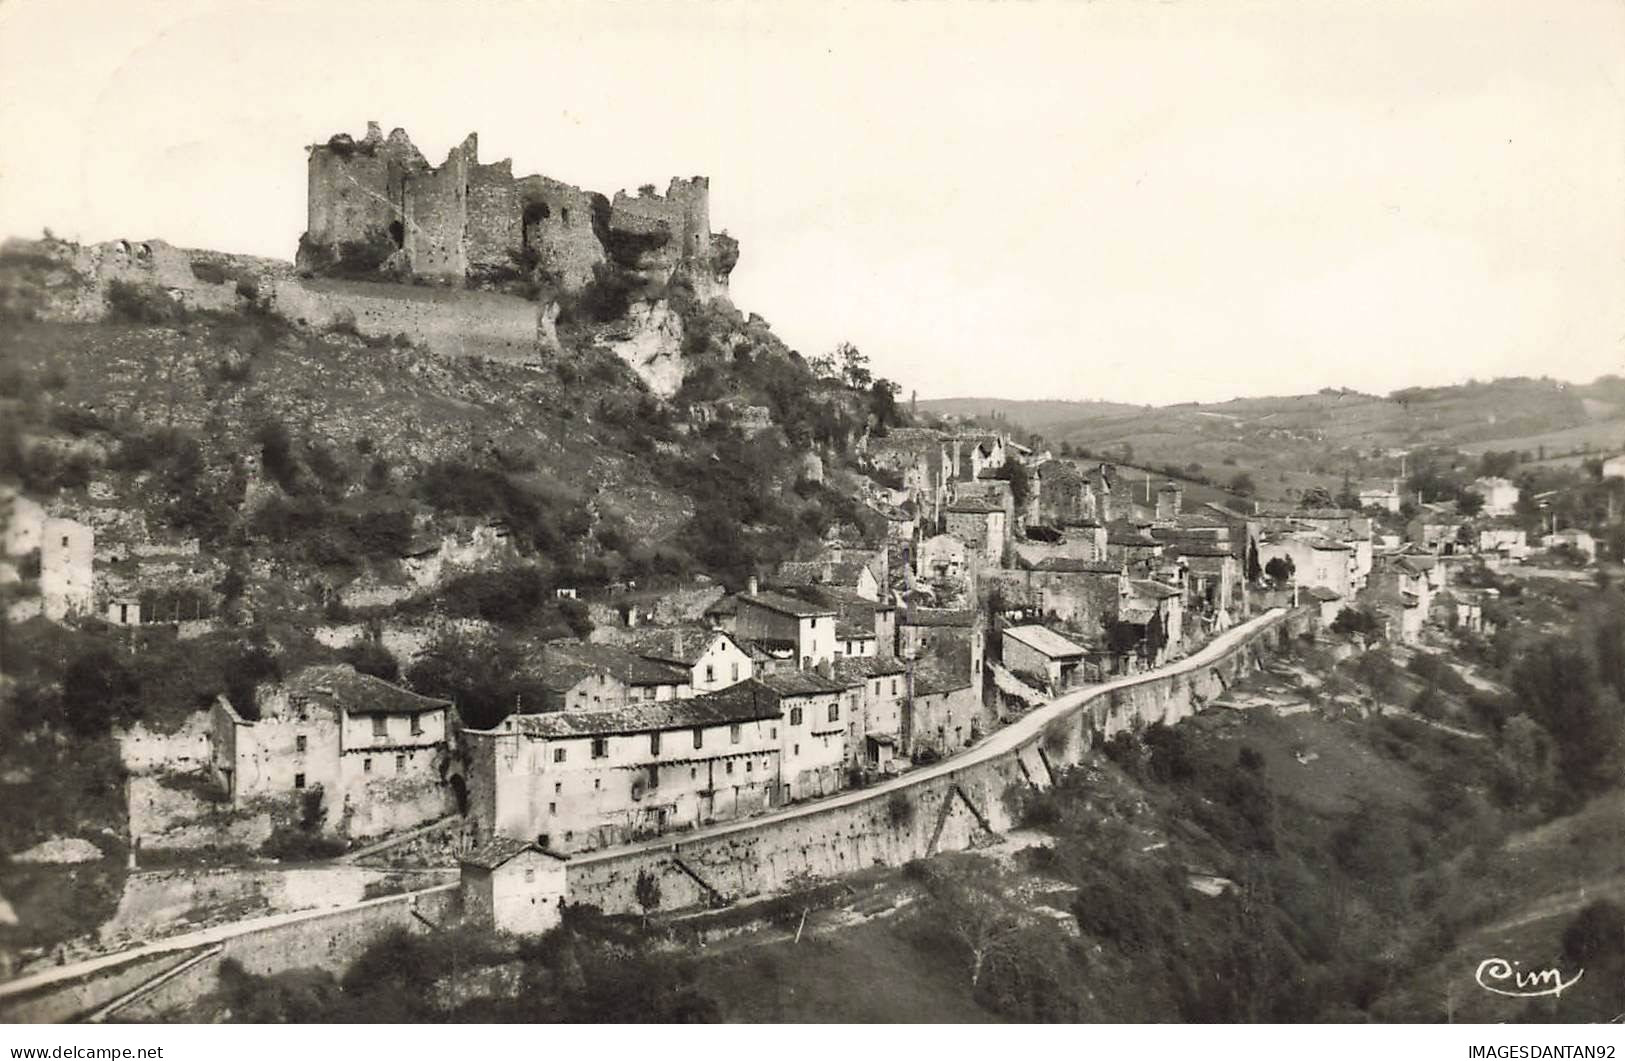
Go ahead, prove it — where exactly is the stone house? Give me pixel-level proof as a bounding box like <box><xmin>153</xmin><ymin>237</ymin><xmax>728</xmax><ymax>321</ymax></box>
<box><xmin>1478</xmin><ymin>525</ymin><xmax>1530</xmax><ymax>562</ymax></box>
<box><xmin>44</xmin><ymin>517</ymin><xmax>95</xmax><ymax>620</ymax></box>
<box><xmin>209</xmin><ymin>664</ymin><xmax>454</xmax><ymax>839</ymax></box>
<box><xmin>1105</xmin><ymin>523</ymin><xmax>1163</xmax><ymax>567</ymax></box>
<box><xmin>1032</xmin><ymin>460</ymin><xmax>1088</xmax><ymax>526</ymax></box>
<box><xmin>917</xmin><ymin>533</ymin><xmax>969</xmax><ymax>583</ymax></box>
<box><xmin>944</xmin><ymin>499</ymin><xmax>1006</xmax><ymax>566</ymax></box>
<box><xmin>534</xmin><ymin>641</ymin><xmax>691</xmax><ymax>713</ymax></box>
<box><xmin>1359</xmin><ymin>554</ymin><xmax>1436</xmax><ymax>643</ymax></box>
<box><xmin>833</xmin><ymin>655</ymin><xmax>908</xmax><ymax>773</ymax></box>
<box><xmin>1359</xmin><ymin>485</ymin><xmax>1402</xmax><ymax>514</ymax></box>
<box><xmin>756</xmin><ymin>670</ymin><xmax>850</xmax><ymax>801</ymax></box>
<box><xmin>734</xmin><ymin>585</ymin><xmax>838</xmax><ymax>669</ymax></box>
<box><xmin>1118</xmin><ymin>579</ymin><xmax>1185</xmax><ymax>666</ymax></box>
<box><xmin>1002</xmin><ymin>625</ymin><xmax>1087</xmax><ymax>692</ymax></box>
<box><xmin>459</xmin><ymin>838</ymin><xmax>570</xmax><ymax>936</ymax></box>
<box><xmin>1155</xmin><ymin>482</ymin><xmax>1184</xmax><ymax>519</ymax></box>
<box><xmin>630</xmin><ymin>628</ymin><xmax>754</xmax><ymax>695</ymax></box>
<box><xmin>906</xmin><ymin>652</ymin><xmax>980</xmax><ymax>759</ymax></box>
<box><xmin>896</xmin><ymin>608</ymin><xmax>984</xmax><ymax>676</ymax></box>
<box><xmin>464</xmin><ymin>681</ymin><xmax>786</xmax><ymax>853</ymax></box>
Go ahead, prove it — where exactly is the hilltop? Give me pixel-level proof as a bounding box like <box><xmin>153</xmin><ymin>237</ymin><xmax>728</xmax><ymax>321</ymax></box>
<box><xmin>923</xmin><ymin>378</ymin><xmax>1625</xmax><ymax>502</ymax></box>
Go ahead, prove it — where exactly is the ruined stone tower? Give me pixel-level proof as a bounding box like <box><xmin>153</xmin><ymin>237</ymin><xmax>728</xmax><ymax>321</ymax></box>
<box><xmin>298</xmin><ymin>122</ymin><xmax>737</xmax><ymax>297</ymax></box>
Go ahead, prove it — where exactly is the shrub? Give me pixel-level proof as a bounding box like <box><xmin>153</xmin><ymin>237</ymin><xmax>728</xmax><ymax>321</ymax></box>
<box><xmin>339</xmin><ymin>641</ymin><xmax>399</xmax><ymax>683</ymax></box>
<box><xmin>106</xmin><ymin>279</ymin><xmax>181</xmax><ymax>324</ymax></box>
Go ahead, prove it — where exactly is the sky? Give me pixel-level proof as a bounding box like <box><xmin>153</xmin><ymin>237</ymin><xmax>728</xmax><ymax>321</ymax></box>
<box><xmin>1</xmin><ymin>0</ymin><xmax>1622</xmax><ymax>405</ymax></box>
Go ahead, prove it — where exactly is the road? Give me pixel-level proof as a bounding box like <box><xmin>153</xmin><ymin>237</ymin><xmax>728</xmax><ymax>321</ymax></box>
<box><xmin>573</xmin><ymin>607</ymin><xmax>1288</xmax><ymax>865</ymax></box>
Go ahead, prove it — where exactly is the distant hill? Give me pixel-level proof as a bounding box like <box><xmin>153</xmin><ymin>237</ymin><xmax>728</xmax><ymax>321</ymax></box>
<box><xmin>922</xmin><ymin>378</ymin><xmax>1625</xmax><ymax>502</ymax></box>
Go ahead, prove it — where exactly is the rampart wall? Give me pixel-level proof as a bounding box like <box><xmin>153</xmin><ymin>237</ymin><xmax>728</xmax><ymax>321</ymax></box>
<box><xmin>561</xmin><ymin>608</ymin><xmax>1310</xmax><ymax>915</ymax></box>
<box><xmin>270</xmin><ymin>277</ymin><xmax>544</xmax><ymax>365</ymax></box>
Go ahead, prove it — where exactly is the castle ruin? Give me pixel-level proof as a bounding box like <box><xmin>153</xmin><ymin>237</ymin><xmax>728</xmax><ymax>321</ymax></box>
<box><xmin>298</xmin><ymin>122</ymin><xmax>738</xmax><ymax>299</ymax></box>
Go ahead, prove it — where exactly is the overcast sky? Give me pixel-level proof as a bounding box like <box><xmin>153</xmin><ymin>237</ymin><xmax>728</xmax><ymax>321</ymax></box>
<box><xmin>2</xmin><ymin>0</ymin><xmax>1622</xmax><ymax>404</ymax></box>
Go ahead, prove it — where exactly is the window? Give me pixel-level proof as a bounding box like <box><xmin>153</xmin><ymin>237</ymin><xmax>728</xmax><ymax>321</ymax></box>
<box><xmin>553</xmin><ymin>747</ymin><xmax>567</xmax><ymax>763</ymax></box>
<box><xmin>793</xmin><ymin>744</ymin><xmax>800</xmax><ymax>756</ymax></box>
<box><xmin>706</xmin><ymin>664</ymin><xmax>715</xmax><ymax>683</ymax></box>
<box><xmin>295</xmin><ymin>735</ymin><xmax>307</xmax><ymax>753</ymax></box>
<box><xmin>554</xmin><ymin>781</ymin><xmax>562</xmax><ymax>794</ymax></box>
<box><xmin>790</xmin><ymin>707</ymin><xmax>803</xmax><ymax>725</ymax></box>
<box><xmin>642</xmin><ymin>687</ymin><xmax>656</xmax><ymax>701</ymax></box>
<box><xmin>891</xmin><ymin>679</ymin><xmax>898</xmax><ymax>696</ymax></box>
<box><xmin>730</xmin><ymin>723</ymin><xmax>741</xmax><ymax>745</ymax></box>
<box><xmin>731</xmin><ymin>662</ymin><xmax>740</xmax><ymax>682</ymax></box>
<box><xmin>410</xmin><ymin>716</ymin><xmax>422</xmax><ymax>736</ymax></box>
<box><xmin>591</xmin><ymin>737</ymin><xmax>609</xmax><ymax>759</ymax></box>
<box><xmin>395</xmin><ymin>754</ymin><xmax>405</xmax><ymax>771</ymax></box>
<box><xmin>746</xmin><ymin>760</ymin><xmax>753</xmax><ymax>773</ymax></box>
<box><xmin>363</xmin><ymin>758</ymin><xmax>372</xmax><ymax>773</ymax></box>
<box><xmin>828</xmin><ymin>703</ymin><xmax>839</xmax><ymax>723</ymax></box>
<box><xmin>524</xmin><ymin>868</ymin><xmax>535</xmax><ymax>883</ymax></box>
<box><xmin>294</xmin><ymin>773</ymin><xmax>305</xmax><ymax>789</ymax></box>
<box><xmin>61</xmin><ymin>536</ymin><xmax>69</xmax><ymax>548</ymax></box>
<box><xmin>594</xmin><ymin>778</ymin><xmax>601</xmax><ymax>790</ymax></box>
<box><xmin>650</xmin><ymin>732</ymin><xmax>661</xmax><ymax>756</ymax></box>
<box><xmin>372</xmin><ymin>716</ymin><xmax>387</xmax><ymax>738</ymax></box>
<box><xmin>693</xmin><ymin>728</ymin><xmax>703</xmax><ymax>749</ymax></box>
<box><xmin>726</xmin><ymin>760</ymin><xmax>734</xmax><ymax>775</ymax></box>
<box><xmin>548</xmin><ymin>802</ymin><xmax>556</xmax><ymax>815</ymax></box>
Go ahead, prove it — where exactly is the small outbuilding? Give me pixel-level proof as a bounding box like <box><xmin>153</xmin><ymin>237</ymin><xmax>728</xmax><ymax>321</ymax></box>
<box><xmin>460</xmin><ymin>838</ymin><xmax>570</xmax><ymax>936</ymax></box>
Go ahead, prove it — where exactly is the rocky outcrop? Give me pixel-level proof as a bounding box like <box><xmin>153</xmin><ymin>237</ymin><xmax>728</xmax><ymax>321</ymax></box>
<box><xmin>597</xmin><ymin>298</ymin><xmax>686</xmax><ymax>398</ymax></box>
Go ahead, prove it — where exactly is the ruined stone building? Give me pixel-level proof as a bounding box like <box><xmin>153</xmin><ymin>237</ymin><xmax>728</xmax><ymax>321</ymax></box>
<box><xmin>299</xmin><ymin>122</ymin><xmax>737</xmax><ymax>298</ymax></box>
<box><xmin>209</xmin><ymin>664</ymin><xmax>455</xmax><ymax>840</ymax></box>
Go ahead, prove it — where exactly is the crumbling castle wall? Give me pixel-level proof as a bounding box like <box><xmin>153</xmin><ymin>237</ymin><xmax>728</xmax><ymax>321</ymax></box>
<box><xmin>466</xmin><ymin>159</ymin><xmax>521</xmax><ymax>274</ymax></box>
<box><xmin>270</xmin><ymin>277</ymin><xmax>545</xmax><ymax>365</ymax></box>
<box><xmin>403</xmin><ymin>136</ymin><xmax>473</xmax><ymax>279</ymax></box>
<box><xmin>515</xmin><ymin>175</ymin><xmax>605</xmax><ymax>289</ymax></box>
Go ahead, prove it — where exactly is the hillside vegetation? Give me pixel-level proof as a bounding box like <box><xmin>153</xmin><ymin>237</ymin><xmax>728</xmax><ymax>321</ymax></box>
<box><xmin>925</xmin><ymin>377</ymin><xmax>1625</xmax><ymax>505</ymax></box>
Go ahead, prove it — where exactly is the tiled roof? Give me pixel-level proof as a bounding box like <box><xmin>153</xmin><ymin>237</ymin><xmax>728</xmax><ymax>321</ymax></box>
<box><xmin>1126</xmin><ymin>579</ymin><xmax>1182</xmax><ymax>600</ymax></box>
<box><xmin>832</xmin><ymin>654</ymin><xmax>908</xmax><ymax>683</ymax></box>
<box><xmin>1305</xmin><ymin>587</ymin><xmax>1342</xmax><ymax>602</ymax></box>
<box><xmin>1004</xmin><ymin>624</ymin><xmax>1087</xmax><ymax>659</ymax></box>
<box><xmin>947</xmin><ymin>498</ymin><xmax>1000</xmax><ymax>514</ymax></box>
<box><xmin>738</xmin><ymin>590</ymin><xmax>836</xmax><ymax>619</ymax></box>
<box><xmin>460</xmin><ymin>837</ymin><xmax>567</xmax><ymax>870</ymax></box>
<box><xmin>504</xmin><ymin>680</ymin><xmax>784</xmax><ymax>738</ymax></box>
<box><xmin>755</xmin><ymin>670</ymin><xmax>848</xmax><ymax>697</ymax></box>
<box><xmin>534</xmin><ymin>642</ymin><xmax>690</xmax><ymax>692</ymax></box>
<box><xmin>283</xmin><ymin>665</ymin><xmax>450</xmax><ymax>717</ymax></box>
<box><xmin>630</xmin><ymin>628</ymin><xmax>734</xmax><ymax>668</ymax></box>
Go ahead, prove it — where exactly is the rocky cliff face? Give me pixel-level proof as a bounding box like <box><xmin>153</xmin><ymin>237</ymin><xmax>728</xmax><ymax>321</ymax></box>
<box><xmin>596</xmin><ymin>299</ymin><xmax>686</xmax><ymax>398</ymax></box>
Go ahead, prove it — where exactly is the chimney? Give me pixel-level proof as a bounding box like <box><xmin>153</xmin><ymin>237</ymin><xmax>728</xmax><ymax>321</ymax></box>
<box><xmin>747</xmin><ymin>575</ymin><xmax>759</xmax><ymax>596</ymax></box>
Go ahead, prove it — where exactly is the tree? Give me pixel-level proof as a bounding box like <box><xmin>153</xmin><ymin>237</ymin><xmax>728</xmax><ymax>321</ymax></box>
<box><xmin>914</xmin><ymin>857</ymin><xmax>1033</xmax><ymax>987</ymax></box>
<box><xmin>1264</xmin><ymin>555</ymin><xmax>1295</xmax><ymax>583</ymax></box>
<box><xmin>1230</xmin><ymin>472</ymin><xmax>1257</xmax><ymax>497</ymax></box>
<box><xmin>62</xmin><ymin>646</ymin><xmax>140</xmax><ymax>736</ymax></box>
<box><xmin>1456</xmin><ymin>490</ymin><xmax>1485</xmax><ymax>518</ymax></box>
<box><xmin>1299</xmin><ymin>486</ymin><xmax>1335</xmax><ymax>510</ymax></box>
<box><xmin>835</xmin><ymin>342</ymin><xmax>871</xmax><ymax>390</ymax></box>
<box><xmin>634</xmin><ymin>868</ymin><xmax>662</xmax><ymax>925</ymax></box>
